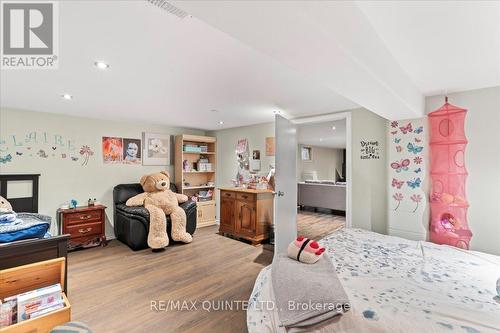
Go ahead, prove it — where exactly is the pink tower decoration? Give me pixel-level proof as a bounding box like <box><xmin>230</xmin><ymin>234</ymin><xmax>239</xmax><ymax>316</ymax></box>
<box><xmin>429</xmin><ymin>98</ymin><xmax>472</xmax><ymax>249</ymax></box>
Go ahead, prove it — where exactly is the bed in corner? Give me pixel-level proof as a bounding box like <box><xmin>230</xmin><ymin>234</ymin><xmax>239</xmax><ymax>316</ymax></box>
<box><xmin>0</xmin><ymin>174</ymin><xmax>70</xmax><ymax>293</ymax></box>
<box><xmin>248</xmin><ymin>228</ymin><xmax>500</xmax><ymax>332</ymax></box>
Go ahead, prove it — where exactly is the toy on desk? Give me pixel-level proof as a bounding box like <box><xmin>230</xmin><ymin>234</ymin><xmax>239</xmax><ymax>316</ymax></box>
<box><xmin>69</xmin><ymin>200</ymin><xmax>78</xmax><ymax>209</ymax></box>
<box><xmin>288</xmin><ymin>236</ymin><xmax>325</xmax><ymax>264</ymax></box>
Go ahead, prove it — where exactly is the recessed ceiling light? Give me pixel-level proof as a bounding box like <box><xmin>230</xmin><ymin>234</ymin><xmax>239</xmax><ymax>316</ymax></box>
<box><xmin>331</xmin><ymin>126</ymin><xmax>336</xmax><ymax>130</ymax></box>
<box><xmin>319</xmin><ymin>138</ymin><xmax>323</xmax><ymax>142</ymax></box>
<box><xmin>61</xmin><ymin>94</ymin><xmax>73</xmax><ymax>100</ymax></box>
<box><xmin>218</xmin><ymin>121</ymin><xmax>224</xmax><ymax>125</ymax></box>
<box><xmin>94</xmin><ymin>61</ymin><xmax>109</xmax><ymax>70</ymax></box>
<box><xmin>273</xmin><ymin>110</ymin><xmax>281</xmax><ymax>114</ymax></box>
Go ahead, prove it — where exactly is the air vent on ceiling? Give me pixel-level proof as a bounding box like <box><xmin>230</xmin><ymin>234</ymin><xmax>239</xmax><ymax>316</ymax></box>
<box><xmin>146</xmin><ymin>0</ymin><xmax>188</xmax><ymax>19</ymax></box>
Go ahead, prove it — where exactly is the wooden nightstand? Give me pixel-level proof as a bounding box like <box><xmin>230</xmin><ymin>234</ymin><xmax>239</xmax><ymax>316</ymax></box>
<box><xmin>57</xmin><ymin>205</ymin><xmax>107</xmax><ymax>251</ymax></box>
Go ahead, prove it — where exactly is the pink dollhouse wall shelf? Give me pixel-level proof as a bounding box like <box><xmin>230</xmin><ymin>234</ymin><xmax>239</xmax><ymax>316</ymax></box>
<box><xmin>429</xmin><ymin>100</ymin><xmax>472</xmax><ymax>249</ymax></box>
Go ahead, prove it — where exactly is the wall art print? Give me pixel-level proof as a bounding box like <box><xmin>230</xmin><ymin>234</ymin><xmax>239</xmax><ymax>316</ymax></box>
<box><xmin>265</xmin><ymin>137</ymin><xmax>275</xmax><ymax>156</ymax></box>
<box><xmin>123</xmin><ymin>138</ymin><xmax>141</xmax><ymax>165</ymax></box>
<box><xmin>0</xmin><ymin>131</ymin><xmax>95</xmax><ymax>166</ymax></box>
<box><xmin>360</xmin><ymin>140</ymin><xmax>380</xmax><ymax>160</ymax></box>
<box><xmin>142</xmin><ymin>132</ymin><xmax>170</xmax><ymax>166</ymax></box>
<box><xmin>102</xmin><ymin>137</ymin><xmax>142</xmax><ymax>165</ymax></box>
<box><xmin>102</xmin><ymin>137</ymin><xmax>123</xmax><ymax>164</ymax></box>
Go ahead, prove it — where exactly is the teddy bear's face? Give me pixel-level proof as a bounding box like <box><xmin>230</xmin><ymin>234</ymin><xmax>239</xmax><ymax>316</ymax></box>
<box><xmin>140</xmin><ymin>171</ymin><xmax>171</xmax><ymax>192</ymax></box>
<box><xmin>0</xmin><ymin>196</ymin><xmax>12</xmax><ymax>211</ymax></box>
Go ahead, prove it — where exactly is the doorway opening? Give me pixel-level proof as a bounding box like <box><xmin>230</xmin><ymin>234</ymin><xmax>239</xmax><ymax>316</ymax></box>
<box><xmin>296</xmin><ymin>118</ymin><xmax>347</xmax><ymax>240</ymax></box>
<box><xmin>274</xmin><ymin>112</ymin><xmax>352</xmax><ymax>254</ymax></box>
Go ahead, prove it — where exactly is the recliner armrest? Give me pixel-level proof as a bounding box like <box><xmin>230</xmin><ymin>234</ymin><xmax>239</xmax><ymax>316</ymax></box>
<box><xmin>180</xmin><ymin>200</ymin><xmax>196</xmax><ymax>214</ymax></box>
<box><xmin>116</xmin><ymin>204</ymin><xmax>149</xmax><ymax>219</ymax></box>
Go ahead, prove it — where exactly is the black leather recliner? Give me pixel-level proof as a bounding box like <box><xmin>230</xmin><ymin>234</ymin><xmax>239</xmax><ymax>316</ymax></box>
<box><xmin>113</xmin><ymin>183</ymin><xmax>197</xmax><ymax>251</ymax></box>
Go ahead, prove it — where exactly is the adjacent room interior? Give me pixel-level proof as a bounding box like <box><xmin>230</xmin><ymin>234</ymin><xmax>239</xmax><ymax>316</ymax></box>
<box><xmin>0</xmin><ymin>1</ymin><xmax>499</xmax><ymax>333</ymax></box>
<box><xmin>296</xmin><ymin>119</ymin><xmax>347</xmax><ymax>240</ymax></box>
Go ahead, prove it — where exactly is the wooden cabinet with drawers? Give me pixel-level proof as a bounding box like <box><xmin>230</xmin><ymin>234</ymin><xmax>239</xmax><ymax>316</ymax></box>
<box><xmin>57</xmin><ymin>205</ymin><xmax>107</xmax><ymax>250</ymax></box>
<box><xmin>219</xmin><ymin>188</ymin><xmax>273</xmax><ymax>245</ymax></box>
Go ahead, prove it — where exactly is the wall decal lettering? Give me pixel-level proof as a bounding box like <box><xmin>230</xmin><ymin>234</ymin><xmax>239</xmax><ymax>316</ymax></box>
<box><xmin>360</xmin><ymin>140</ymin><xmax>380</xmax><ymax>160</ymax></box>
<box><xmin>0</xmin><ymin>131</ymin><xmax>93</xmax><ymax>166</ymax></box>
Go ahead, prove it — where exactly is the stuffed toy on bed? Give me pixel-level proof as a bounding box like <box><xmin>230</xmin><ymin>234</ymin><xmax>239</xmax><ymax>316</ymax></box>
<box><xmin>0</xmin><ymin>195</ymin><xmax>51</xmax><ymax>242</ymax></box>
<box><xmin>0</xmin><ymin>195</ymin><xmax>19</xmax><ymax>224</ymax></box>
<box><xmin>287</xmin><ymin>236</ymin><xmax>325</xmax><ymax>264</ymax></box>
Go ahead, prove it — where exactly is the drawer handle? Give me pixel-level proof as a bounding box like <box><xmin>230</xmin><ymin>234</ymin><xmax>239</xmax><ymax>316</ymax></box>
<box><xmin>79</xmin><ymin>215</ymin><xmax>92</xmax><ymax>220</ymax></box>
<box><xmin>225</xmin><ymin>193</ymin><xmax>231</xmax><ymax>197</ymax></box>
<box><xmin>242</xmin><ymin>195</ymin><xmax>248</xmax><ymax>199</ymax></box>
<box><xmin>78</xmin><ymin>227</ymin><xmax>92</xmax><ymax>234</ymax></box>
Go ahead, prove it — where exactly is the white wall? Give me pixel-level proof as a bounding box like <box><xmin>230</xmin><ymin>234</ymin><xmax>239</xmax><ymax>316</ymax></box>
<box><xmin>296</xmin><ymin>145</ymin><xmax>343</xmax><ymax>181</ymax></box>
<box><xmin>210</xmin><ymin>109</ymin><xmax>388</xmax><ymax>234</ymax></box>
<box><xmin>207</xmin><ymin>122</ymin><xmax>275</xmax><ymax>220</ymax></box>
<box><xmin>386</xmin><ymin>117</ymin><xmax>429</xmax><ymax>241</ymax></box>
<box><xmin>350</xmin><ymin>108</ymin><xmax>388</xmax><ymax>233</ymax></box>
<box><xmin>0</xmin><ymin>108</ymin><xmax>204</xmax><ymax>238</ymax></box>
<box><xmin>208</xmin><ymin>122</ymin><xmax>275</xmax><ymax>187</ymax></box>
<box><xmin>425</xmin><ymin>86</ymin><xmax>500</xmax><ymax>255</ymax></box>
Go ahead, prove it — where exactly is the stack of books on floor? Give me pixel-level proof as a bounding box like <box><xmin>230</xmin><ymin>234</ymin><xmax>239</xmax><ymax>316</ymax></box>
<box><xmin>0</xmin><ymin>283</ymin><xmax>64</xmax><ymax>328</ymax></box>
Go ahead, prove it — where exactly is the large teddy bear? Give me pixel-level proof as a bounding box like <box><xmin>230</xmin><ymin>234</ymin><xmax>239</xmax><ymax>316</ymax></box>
<box><xmin>126</xmin><ymin>171</ymin><xmax>193</xmax><ymax>250</ymax></box>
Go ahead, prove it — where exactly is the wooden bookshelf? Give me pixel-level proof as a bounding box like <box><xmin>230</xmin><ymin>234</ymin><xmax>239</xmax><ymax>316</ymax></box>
<box><xmin>175</xmin><ymin>134</ymin><xmax>217</xmax><ymax>228</ymax></box>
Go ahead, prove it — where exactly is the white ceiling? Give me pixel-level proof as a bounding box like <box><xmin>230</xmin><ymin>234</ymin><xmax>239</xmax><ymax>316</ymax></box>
<box><xmin>172</xmin><ymin>0</ymin><xmax>425</xmax><ymax>120</ymax></box>
<box><xmin>356</xmin><ymin>1</ymin><xmax>500</xmax><ymax>96</ymax></box>
<box><xmin>298</xmin><ymin>119</ymin><xmax>346</xmax><ymax>149</ymax></box>
<box><xmin>0</xmin><ymin>1</ymin><xmax>357</xmax><ymax>130</ymax></box>
<box><xmin>1</xmin><ymin>1</ymin><xmax>499</xmax><ymax>129</ymax></box>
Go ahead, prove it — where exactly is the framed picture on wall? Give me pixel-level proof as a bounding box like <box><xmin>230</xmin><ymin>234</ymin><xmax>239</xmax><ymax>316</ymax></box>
<box><xmin>122</xmin><ymin>138</ymin><xmax>142</xmax><ymax>165</ymax></box>
<box><xmin>142</xmin><ymin>132</ymin><xmax>170</xmax><ymax>166</ymax></box>
<box><xmin>102</xmin><ymin>137</ymin><xmax>123</xmax><ymax>164</ymax></box>
<box><xmin>301</xmin><ymin>146</ymin><xmax>313</xmax><ymax>161</ymax></box>
<box><xmin>265</xmin><ymin>137</ymin><xmax>275</xmax><ymax>156</ymax></box>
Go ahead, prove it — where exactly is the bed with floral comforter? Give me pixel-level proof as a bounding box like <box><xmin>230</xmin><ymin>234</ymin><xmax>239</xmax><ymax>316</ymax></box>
<box><xmin>248</xmin><ymin>228</ymin><xmax>500</xmax><ymax>333</ymax></box>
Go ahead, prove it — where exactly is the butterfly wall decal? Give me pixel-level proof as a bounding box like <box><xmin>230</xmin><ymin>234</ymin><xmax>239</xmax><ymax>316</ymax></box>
<box><xmin>394</xmin><ymin>138</ymin><xmax>401</xmax><ymax>143</ymax></box>
<box><xmin>391</xmin><ymin>121</ymin><xmax>398</xmax><ymax>128</ymax></box>
<box><xmin>399</xmin><ymin>123</ymin><xmax>413</xmax><ymax>134</ymax></box>
<box><xmin>0</xmin><ymin>154</ymin><xmax>12</xmax><ymax>164</ymax></box>
<box><xmin>415</xmin><ymin>137</ymin><xmax>422</xmax><ymax>143</ymax></box>
<box><xmin>52</xmin><ymin>147</ymin><xmax>57</xmax><ymax>150</ymax></box>
<box><xmin>392</xmin><ymin>178</ymin><xmax>404</xmax><ymax>189</ymax></box>
<box><xmin>390</xmin><ymin>159</ymin><xmax>410</xmax><ymax>173</ymax></box>
<box><xmin>396</xmin><ymin>145</ymin><xmax>402</xmax><ymax>152</ymax></box>
<box><xmin>414</xmin><ymin>126</ymin><xmax>423</xmax><ymax>134</ymax></box>
<box><xmin>407</xmin><ymin>177</ymin><xmax>422</xmax><ymax>189</ymax></box>
<box><xmin>61</xmin><ymin>153</ymin><xmax>67</xmax><ymax>158</ymax></box>
<box><xmin>37</xmin><ymin>150</ymin><xmax>48</xmax><ymax>158</ymax></box>
<box><xmin>414</xmin><ymin>168</ymin><xmax>422</xmax><ymax>173</ymax></box>
<box><xmin>16</xmin><ymin>152</ymin><xmax>23</xmax><ymax>156</ymax></box>
<box><xmin>407</xmin><ymin>142</ymin><xmax>423</xmax><ymax>154</ymax></box>
<box><xmin>71</xmin><ymin>157</ymin><xmax>79</xmax><ymax>161</ymax></box>
<box><xmin>390</xmin><ymin>130</ymin><xmax>398</xmax><ymax>135</ymax></box>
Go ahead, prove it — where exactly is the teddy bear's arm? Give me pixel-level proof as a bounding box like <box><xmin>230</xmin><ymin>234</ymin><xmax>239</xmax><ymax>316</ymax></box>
<box><xmin>126</xmin><ymin>193</ymin><xmax>148</xmax><ymax>206</ymax></box>
<box><xmin>175</xmin><ymin>193</ymin><xmax>189</xmax><ymax>203</ymax></box>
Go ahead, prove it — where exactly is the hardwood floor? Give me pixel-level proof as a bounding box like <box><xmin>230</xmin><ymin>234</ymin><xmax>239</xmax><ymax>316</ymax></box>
<box><xmin>296</xmin><ymin>210</ymin><xmax>345</xmax><ymax>240</ymax></box>
<box><xmin>67</xmin><ymin>225</ymin><xmax>272</xmax><ymax>333</ymax></box>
